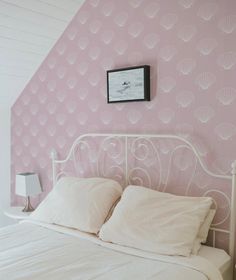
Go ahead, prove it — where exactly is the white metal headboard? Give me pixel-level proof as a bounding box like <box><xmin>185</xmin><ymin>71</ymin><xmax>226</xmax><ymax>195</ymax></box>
<box><xmin>51</xmin><ymin>133</ymin><xmax>236</xmax><ymax>271</ymax></box>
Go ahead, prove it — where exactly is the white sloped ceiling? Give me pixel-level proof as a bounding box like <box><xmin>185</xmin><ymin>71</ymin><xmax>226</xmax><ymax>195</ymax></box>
<box><xmin>0</xmin><ymin>0</ymin><xmax>85</xmax><ymax>106</ymax></box>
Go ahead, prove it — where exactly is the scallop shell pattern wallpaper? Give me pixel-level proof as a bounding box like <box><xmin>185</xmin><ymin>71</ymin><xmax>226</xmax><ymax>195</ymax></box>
<box><xmin>11</xmin><ymin>0</ymin><xmax>236</xmax><ymax>222</ymax></box>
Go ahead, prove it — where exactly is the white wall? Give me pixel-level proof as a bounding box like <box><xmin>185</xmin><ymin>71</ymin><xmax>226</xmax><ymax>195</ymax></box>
<box><xmin>0</xmin><ymin>105</ymin><xmax>13</xmax><ymax>227</ymax></box>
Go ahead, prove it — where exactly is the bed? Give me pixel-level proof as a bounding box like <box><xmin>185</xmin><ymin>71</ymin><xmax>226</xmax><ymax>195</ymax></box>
<box><xmin>1</xmin><ymin>133</ymin><xmax>235</xmax><ymax>280</ymax></box>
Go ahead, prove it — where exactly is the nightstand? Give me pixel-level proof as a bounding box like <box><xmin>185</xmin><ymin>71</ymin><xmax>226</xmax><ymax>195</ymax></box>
<box><xmin>4</xmin><ymin>207</ymin><xmax>32</xmax><ymax>220</ymax></box>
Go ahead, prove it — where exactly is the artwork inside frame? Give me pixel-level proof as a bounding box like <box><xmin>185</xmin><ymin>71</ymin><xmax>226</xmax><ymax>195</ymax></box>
<box><xmin>107</xmin><ymin>65</ymin><xmax>150</xmax><ymax>103</ymax></box>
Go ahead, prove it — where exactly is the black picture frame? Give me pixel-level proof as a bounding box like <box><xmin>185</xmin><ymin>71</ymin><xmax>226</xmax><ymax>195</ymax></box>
<box><xmin>107</xmin><ymin>65</ymin><xmax>150</xmax><ymax>103</ymax></box>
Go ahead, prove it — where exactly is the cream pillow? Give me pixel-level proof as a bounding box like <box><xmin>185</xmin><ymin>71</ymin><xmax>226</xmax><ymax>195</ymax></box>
<box><xmin>30</xmin><ymin>177</ymin><xmax>122</xmax><ymax>234</ymax></box>
<box><xmin>192</xmin><ymin>209</ymin><xmax>216</xmax><ymax>254</ymax></box>
<box><xmin>99</xmin><ymin>185</ymin><xmax>213</xmax><ymax>257</ymax></box>
<box><xmin>198</xmin><ymin>209</ymin><xmax>216</xmax><ymax>243</ymax></box>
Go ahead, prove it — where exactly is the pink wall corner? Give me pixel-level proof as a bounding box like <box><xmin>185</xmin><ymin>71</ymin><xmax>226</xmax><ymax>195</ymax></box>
<box><xmin>11</xmin><ymin>0</ymin><xmax>236</xmax><ymax>208</ymax></box>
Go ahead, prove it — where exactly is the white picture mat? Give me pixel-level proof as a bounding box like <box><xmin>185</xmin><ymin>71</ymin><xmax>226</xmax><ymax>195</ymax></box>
<box><xmin>108</xmin><ymin>68</ymin><xmax>144</xmax><ymax>101</ymax></box>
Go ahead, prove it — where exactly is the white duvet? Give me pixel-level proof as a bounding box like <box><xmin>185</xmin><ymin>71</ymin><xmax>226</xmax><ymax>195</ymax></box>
<box><xmin>0</xmin><ymin>221</ymin><xmax>223</xmax><ymax>280</ymax></box>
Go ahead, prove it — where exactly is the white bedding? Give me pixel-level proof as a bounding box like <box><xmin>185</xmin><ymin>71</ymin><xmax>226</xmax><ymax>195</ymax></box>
<box><xmin>198</xmin><ymin>245</ymin><xmax>231</xmax><ymax>275</ymax></box>
<box><xmin>0</xmin><ymin>221</ymin><xmax>224</xmax><ymax>280</ymax></box>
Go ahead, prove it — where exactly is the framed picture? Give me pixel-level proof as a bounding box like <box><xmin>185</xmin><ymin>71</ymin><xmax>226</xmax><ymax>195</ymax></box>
<box><xmin>107</xmin><ymin>65</ymin><xmax>150</xmax><ymax>103</ymax></box>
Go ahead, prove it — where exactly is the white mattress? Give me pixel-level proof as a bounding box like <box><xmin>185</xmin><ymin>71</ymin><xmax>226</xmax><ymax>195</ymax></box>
<box><xmin>198</xmin><ymin>245</ymin><xmax>231</xmax><ymax>274</ymax></box>
<box><xmin>0</xmin><ymin>221</ymin><xmax>226</xmax><ymax>280</ymax></box>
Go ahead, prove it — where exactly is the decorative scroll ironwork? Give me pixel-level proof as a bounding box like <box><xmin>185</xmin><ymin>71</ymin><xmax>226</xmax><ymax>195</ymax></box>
<box><xmin>51</xmin><ymin>133</ymin><xmax>233</xmax><ymax>254</ymax></box>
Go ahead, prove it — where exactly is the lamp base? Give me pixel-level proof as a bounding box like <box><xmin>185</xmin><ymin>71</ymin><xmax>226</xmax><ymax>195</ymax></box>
<box><xmin>22</xmin><ymin>196</ymin><xmax>34</xmax><ymax>212</ymax></box>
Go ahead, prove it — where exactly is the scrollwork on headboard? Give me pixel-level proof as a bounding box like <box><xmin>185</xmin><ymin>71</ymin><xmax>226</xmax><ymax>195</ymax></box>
<box><xmin>51</xmin><ymin>133</ymin><xmax>235</xmax><ymax>260</ymax></box>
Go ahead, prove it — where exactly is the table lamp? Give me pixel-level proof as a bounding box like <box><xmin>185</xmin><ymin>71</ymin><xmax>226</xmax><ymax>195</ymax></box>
<box><xmin>15</xmin><ymin>173</ymin><xmax>42</xmax><ymax>212</ymax></box>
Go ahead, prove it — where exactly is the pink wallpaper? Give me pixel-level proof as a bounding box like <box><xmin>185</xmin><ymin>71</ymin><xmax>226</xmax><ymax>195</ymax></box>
<box><xmin>11</xmin><ymin>0</ymin><xmax>236</xmax><ymax>209</ymax></box>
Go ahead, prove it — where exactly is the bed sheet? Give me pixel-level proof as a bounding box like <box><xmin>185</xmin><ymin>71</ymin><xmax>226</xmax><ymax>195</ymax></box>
<box><xmin>0</xmin><ymin>221</ymin><xmax>223</xmax><ymax>280</ymax></box>
<box><xmin>198</xmin><ymin>245</ymin><xmax>231</xmax><ymax>274</ymax></box>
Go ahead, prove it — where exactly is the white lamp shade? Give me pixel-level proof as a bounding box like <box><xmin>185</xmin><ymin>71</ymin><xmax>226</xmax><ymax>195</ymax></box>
<box><xmin>15</xmin><ymin>173</ymin><xmax>42</xmax><ymax>197</ymax></box>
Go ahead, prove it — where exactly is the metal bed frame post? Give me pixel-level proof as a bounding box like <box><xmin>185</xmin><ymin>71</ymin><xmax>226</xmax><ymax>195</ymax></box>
<box><xmin>230</xmin><ymin>160</ymin><xmax>236</xmax><ymax>276</ymax></box>
<box><xmin>50</xmin><ymin>149</ymin><xmax>57</xmax><ymax>187</ymax></box>
<box><xmin>125</xmin><ymin>136</ymin><xmax>128</xmax><ymax>187</ymax></box>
